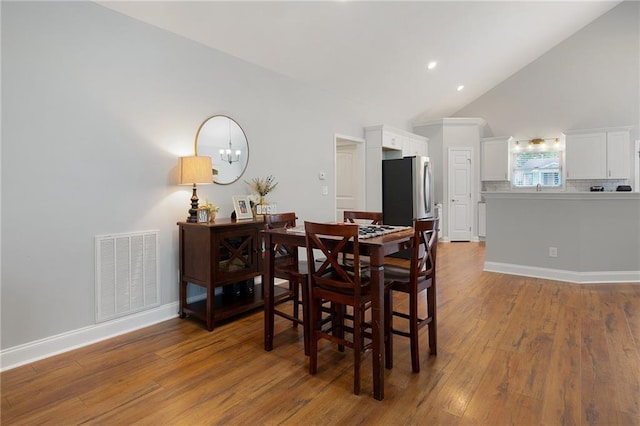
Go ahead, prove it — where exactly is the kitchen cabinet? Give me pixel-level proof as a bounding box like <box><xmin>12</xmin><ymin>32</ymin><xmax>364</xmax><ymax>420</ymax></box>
<box><xmin>481</xmin><ymin>136</ymin><xmax>512</xmax><ymax>181</ymax></box>
<box><xmin>565</xmin><ymin>127</ymin><xmax>631</xmax><ymax>180</ymax></box>
<box><xmin>606</xmin><ymin>130</ymin><xmax>631</xmax><ymax>179</ymax></box>
<box><xmin>402</xmin><ymin>134</ymin><xmax>428</xmax><ymax>157</ymax></box>
<box><xmin>365</xmin><ymin>125</ymin><xmax>428</xmax><ymax>210</ymax></box>
<box><xmin>382</xmin><ymin>130</ymin><xmax>402</xmax><ymax>150</ymax></box>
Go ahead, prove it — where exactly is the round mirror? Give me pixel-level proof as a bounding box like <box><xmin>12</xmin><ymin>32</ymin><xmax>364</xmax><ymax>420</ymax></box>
<box><xmin>195</xmin><ymin>115</ymin><xmax>249</xmax><ymax>185</ymax></box>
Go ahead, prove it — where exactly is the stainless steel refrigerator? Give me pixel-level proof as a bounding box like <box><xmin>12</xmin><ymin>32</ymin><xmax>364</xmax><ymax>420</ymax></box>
<box><xmin>382</xmin><ymin>156</ymin><xmax>434</xmax><ymax>226</ymax></box>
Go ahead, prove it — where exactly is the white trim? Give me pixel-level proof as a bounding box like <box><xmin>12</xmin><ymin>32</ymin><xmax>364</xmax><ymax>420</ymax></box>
<box><xmin>634</xmin><ymin>139</ymin><xmax>639</xmax><ymax>192</ymax></box>
<box><xmin>413</xmin><ymin>117</ymin><xmax>487</xmax><ymax>128</ymax></box>
<box><xmin>484</xmin><ymin>261</ymin><xmax>640</xmax><ymax>284</ymax></box>
<box><xmin>563</xmin><ymin>125</ymin><xmax>634</xmax><ymax>135</ymax></box>
<box><xmin>0</xmin><ymin>302</ymin><xmax>179</xmax><ymax>372</ymax></box>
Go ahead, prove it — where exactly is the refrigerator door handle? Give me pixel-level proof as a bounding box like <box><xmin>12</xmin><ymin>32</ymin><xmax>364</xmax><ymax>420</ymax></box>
<box><xmin>423</xmin><ymin>161</ymin><xmax>431</xmax><ymax>216</ymax></box>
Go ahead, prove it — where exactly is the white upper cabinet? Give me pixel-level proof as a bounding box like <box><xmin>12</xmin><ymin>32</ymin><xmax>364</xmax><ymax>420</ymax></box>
<box><xmin>565</xmin><ymin>127</ymin><xmax>631</xmax><ymax>180</ymax></box>
<box><xmin>481</xmin><ymin>136</ymin><xmax>512</xmax><ymax>181</ymax></box>
<box><xmin>606</xmin><ymin>130</ymin><xmax>631</xmax><ymax>179</ymax></box>
<box><xmin>364</xmin><ymin>125</ymin><xmax>428</xmax><ymax>210</ymax></box>
<box><xmin>402</xmin><ymin>134</ymin><xmax>428</xmax><ymax>157</ymax></box>
<box><xmin>382</xmin><ymin>130</ymin><xmax>402</xmax><ymax>150</ymax></box>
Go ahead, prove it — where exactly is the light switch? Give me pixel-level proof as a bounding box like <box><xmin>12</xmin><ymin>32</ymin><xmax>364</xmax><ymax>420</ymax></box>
<box><xmin>322</xmin><ymin>186</ymin><xmax>328</xmax><ymax>195</ymax></box>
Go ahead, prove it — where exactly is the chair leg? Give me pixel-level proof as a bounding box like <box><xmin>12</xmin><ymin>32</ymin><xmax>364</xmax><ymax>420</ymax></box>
<box><xmin>353</xmin><ymin>304</ymin><xmax>361</xmax><ymax>395</ymax></box>
<box><xmin>292</xmin><ymin>278</ymin><xmax>300</xmax><ymax>329</ymax></box>
<box><xmin>384</xmin><ymin>289</ymin><xmax>393</xmax><ymax>370</ymax></box>
<box><xmin>334</xmin><ymin>303</ymin><xmax>345</xmax><ymax>353</ymax></box>
<box><xmin>410</xmin><ymin>290</ymin><xmax>420</xmax><ymax>373</ymax></box>
<box><xmin>309</xmin><ymin>297</ymin><xmax>320</xmax><ymax>375</ymax></box>
<box><xmin>301</xmin><ymin>277</ymin><xmax>310</xmax><ymax>356</ymax></box>
<box><xmin>428</xmin><ymin>285</ymin><xmax>437</xmax><ymax>356</ymax></box>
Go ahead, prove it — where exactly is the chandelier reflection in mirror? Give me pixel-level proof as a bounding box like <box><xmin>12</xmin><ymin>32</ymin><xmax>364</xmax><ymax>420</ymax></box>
<box><xmin>195</xmin><ymin>115</ymin><xmax>249</xmax><ymax>185</ymax></box>
<box><xmin>220</xmin><ymin>119</ymin><xmax>242</xmax><ymax>164</ymax></box>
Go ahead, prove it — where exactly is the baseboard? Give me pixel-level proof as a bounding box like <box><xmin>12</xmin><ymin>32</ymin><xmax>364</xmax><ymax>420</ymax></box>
<box><xmin>484</xmin><ymin>261</ymin><xmax>640</xmax><ymax>284</ymax></box>
<box><xmin>0</xmin><ymin>302</ymin><xmax>179</xmax><ymax>372</ymax></box>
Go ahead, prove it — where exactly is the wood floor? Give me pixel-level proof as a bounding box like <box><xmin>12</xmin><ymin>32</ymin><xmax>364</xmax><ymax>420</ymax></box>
<box><xmin>2</xmin><ymin>243</ymin><xmax>639</xmax><ymax>425</ymax></box>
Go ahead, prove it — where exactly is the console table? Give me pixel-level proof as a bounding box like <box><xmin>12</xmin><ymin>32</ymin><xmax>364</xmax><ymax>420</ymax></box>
<box><xmin>178</xmin><ymin>218</ymin><xmax>268</xmax><ymax>331</ymax></box>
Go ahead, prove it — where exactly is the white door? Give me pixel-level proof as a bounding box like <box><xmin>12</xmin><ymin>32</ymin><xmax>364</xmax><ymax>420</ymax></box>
<box><xmin>448</xmin><ymin>148</ymin><xmax>472</xmax><ymax>241</ymax></box>
<box><xmin>336</xmin><ymin>138</ymin><xmax>365</xmax><ymax>221</ymax></box>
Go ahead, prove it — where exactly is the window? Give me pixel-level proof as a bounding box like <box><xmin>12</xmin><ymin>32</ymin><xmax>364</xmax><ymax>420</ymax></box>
<box><xmin>512</xmin><ymin>144</ymin><xmax>564</xmax><ymax>189</ymax></box>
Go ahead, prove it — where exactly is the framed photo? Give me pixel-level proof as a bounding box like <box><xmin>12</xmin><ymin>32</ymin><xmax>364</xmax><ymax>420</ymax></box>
<box><xmin>197</xmin><ymin>206</ymin><xmax>210</xmax><ymax>223</ymax></box>
<box><xmin>232</xmin><ymin>195</ymin><xmax>253</xmax><ymax>220</ymax></box>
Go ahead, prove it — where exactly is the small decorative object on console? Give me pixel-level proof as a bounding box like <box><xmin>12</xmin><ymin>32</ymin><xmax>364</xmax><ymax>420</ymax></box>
<box><xmin>197</xmin><ymin>206</ymin><xmax>210</xmax><ymax>223</ymax></box>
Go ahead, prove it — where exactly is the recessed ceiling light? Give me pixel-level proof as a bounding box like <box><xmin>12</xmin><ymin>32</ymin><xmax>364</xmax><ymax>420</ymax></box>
<box><xmin>427</xmin><ymin>61</ymin><xmax>437</xmax><ymax>70</ymax></box>
<box><xmin>457</xmin><ymin>85</ymin><xmax>465</xmax><ymax>91</ymax></box>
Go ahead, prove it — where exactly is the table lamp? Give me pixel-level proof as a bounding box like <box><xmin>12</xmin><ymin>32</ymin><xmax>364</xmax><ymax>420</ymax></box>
<box><xmin>178</xmin><ymin>156</ymin><xmax>213</xmax><ymax>223</ymax></box>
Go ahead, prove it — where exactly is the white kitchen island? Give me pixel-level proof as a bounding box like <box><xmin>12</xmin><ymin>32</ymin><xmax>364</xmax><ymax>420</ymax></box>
<box><xmin>482</xmin><ymin>191</ymin><xmax>640</xmax><ymax>283</ymax></box>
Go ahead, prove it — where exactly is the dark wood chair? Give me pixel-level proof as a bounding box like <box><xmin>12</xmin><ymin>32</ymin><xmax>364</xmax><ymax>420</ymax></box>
<box><xmin>304</xmin><ymin>221</ymin><xmax>373</xmax><ymax>395</ymax></box>
<box><xmin>342</xmin><ymin>211</ymin><xmax>383</xmax><ymax>268</ymax></box>
<box><xmin>384</xmin><ymin>217</ymin><xmax>439</xmax><ymax>373</ymax></box>
<box><xmin>343</xmin><ymin>210</ymin><xmax>383</xmax><ymax>225</ymax></box>
<box><xmin>264</xmin><ymin>213</ymin><xmax>309</xmax><ymax>353</ymax></box>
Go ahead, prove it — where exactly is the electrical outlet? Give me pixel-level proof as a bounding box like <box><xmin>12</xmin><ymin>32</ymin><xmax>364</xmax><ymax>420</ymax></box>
<box><xmin>549</xmin><ymin>247</ymin><xmax>558</xmax><ymax>258</ymax></box>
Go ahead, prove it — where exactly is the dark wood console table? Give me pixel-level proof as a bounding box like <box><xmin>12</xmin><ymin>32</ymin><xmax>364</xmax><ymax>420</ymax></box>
<box><xmin>178</xmin><ymin>218</ymin><xmax>271</xmax><ymax>331</ymax></box>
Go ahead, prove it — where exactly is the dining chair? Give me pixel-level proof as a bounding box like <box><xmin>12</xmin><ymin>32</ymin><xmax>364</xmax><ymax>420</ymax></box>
<box><xmin>343</xmin><ymin>210</ymin><xmax>383</xmax><ymax>225</ymax></box>
<box><xmin>384</xmin><ymin>217</ymin><xmax>439</xmax><ymax>373</ymax></box>
<box><xmin>342</xmin><ymin>211</ymin><xmax>383</xmax><ymax>268</ymax></box>
<box><xmin>264</xmin><ymin>213</ymin><xmax>309</xmax><ymax>353</ymax></box>
<box><xmin>304</xmin><ymin>221</ymin><xmax>373</xmax><ymax>395</ymax></box>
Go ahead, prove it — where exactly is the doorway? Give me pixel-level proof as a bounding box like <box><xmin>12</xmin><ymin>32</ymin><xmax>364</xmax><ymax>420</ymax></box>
<box><xmin>448</xmin><ymin>147</ymin><xmax>472</xmax><ymax>241</ymax></box>
<box><xmin>335</xmin><ymin>134</ymin><xmax>366</xmax><ymax>221</ymax></box>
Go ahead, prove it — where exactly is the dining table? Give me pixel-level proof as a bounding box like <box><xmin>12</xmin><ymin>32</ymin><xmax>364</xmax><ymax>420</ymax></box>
<box><xmin>262</xmin><ymin>224</ymin><xmax>414</xmax><ymax>401</ymax></box>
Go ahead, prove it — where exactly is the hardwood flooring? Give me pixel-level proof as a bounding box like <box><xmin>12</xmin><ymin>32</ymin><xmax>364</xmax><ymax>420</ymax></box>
<box><xmin>2</xmin><ymin>243</ymin><xmax>639</xmax><ymax>425</ymax></box>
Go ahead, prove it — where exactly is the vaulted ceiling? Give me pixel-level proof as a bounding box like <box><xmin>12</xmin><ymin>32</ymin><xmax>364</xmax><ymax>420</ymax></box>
<box><xmin>98</xmin><ymin>1</ymin><xmax>620</xmax><ymax>124</ymax></box>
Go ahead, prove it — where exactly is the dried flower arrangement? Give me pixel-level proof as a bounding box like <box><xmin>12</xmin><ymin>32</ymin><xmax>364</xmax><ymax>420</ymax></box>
<box><xmin>245</xmin><ymin>175</ymin><xmax>278</xmax><ymax>197</ymax></box>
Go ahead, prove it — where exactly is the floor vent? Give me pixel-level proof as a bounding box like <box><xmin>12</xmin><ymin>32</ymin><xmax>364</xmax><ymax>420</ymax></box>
<box><xmin>95</xmin><ymin>230</ymin><xmax>160</xmax><ymax>323</ymax></box>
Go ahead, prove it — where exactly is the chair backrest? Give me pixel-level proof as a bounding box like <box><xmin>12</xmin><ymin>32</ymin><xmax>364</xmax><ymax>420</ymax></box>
<box><xmin>265</xmin><ymin>212</ymin><xmax>297</xmax><ymax>230</ymax></box>
<box><xmin>410</xmin><ymin>218</ymin><xmax>439</xmax><ymax>284</ymax></box>
<box><xmin>304</xmin><ymin>221</ymin><xmax>365</xmax><ymax>295</ymax></box>
<box><xmin>265</xmin><ymin>213</ymin><xmax>299</xmax><ymax>265</ymax></box>
<box><xmin>343</xmin><ymin>211</ymin><xmax>383</xmax><ymax>225</ymax></box>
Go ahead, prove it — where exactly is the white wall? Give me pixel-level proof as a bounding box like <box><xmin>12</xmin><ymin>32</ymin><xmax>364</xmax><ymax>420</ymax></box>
<box><xmin>454</xmin><ymin>1</ymin><xmax>639</xmax><ymax>142</ymax></box>
<box><xmin>1</xmin><ymin>2</ymin><xmax>374</xmax><ymax>353</ymax></box>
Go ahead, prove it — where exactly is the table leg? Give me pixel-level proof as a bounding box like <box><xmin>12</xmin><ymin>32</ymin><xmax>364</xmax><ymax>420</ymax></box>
<box><xmin>370</xmin><ymin>255</ymin><xmax>385</xmax><ymax>401</ymax></box>
<box><xmin>264</xmin><ymin>234</ymin><xmax>275</xmax><ymax>351</ymax></box>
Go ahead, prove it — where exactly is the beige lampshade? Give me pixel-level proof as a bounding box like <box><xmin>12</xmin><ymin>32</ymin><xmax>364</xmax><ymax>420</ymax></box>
<box><xmin>178</xmin><ymin>156</ymin><xmax>213</xmax><ymax>185</ymax></box>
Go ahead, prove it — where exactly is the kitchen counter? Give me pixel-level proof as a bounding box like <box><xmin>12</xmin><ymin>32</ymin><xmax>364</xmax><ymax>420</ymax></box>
<box><xmin>481</xmin><ymin>191</ymin><xmax>640</xmax><ymax>283</ymax></box>
<box><xmin>482</xmin><ymin>191</ymin><xmax>640</xmax><ymax>200</ymax></box>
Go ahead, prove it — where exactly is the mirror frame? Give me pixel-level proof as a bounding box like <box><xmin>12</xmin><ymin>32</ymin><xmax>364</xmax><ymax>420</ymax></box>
<box><xmin>194</xmin><ymin>115</ymin><xmax>249</xmax><ymax>185</ymax></box>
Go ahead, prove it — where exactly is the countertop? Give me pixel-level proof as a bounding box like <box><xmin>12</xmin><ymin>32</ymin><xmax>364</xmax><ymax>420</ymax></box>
<box><xmin>481</xmin><ymin>191</ymin><xmax>640</xmax><ymax>200</ymax></box>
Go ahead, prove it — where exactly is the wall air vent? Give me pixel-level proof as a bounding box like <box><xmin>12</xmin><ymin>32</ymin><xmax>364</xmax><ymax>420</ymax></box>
<box><xmin>95</xmin><ymin>230</ymin><xmax>160</xmax><ymax>323</ymax></box>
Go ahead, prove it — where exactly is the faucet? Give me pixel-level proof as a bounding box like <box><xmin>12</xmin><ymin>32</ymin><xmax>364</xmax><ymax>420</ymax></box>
<box><xmin>536</xmin><ymin>183</ymin><xmax>542</xmax><ymax>192</ymax></box>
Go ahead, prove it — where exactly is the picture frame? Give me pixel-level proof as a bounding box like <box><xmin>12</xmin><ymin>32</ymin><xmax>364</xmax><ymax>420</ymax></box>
<box><xmin>197</xmin><ymin>206</ymin><xmax>210</xmax><ymax>223</ymax></box>
<box><xmin>232</xmin><ymin>195</ymin><xmax>254</xmax><ymax>220</ymax></box>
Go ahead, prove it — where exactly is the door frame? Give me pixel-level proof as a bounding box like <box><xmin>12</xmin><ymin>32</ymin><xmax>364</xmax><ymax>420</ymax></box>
<box><xmin>635</xmin><ymin>139</ymin><xmax>639</xmax><ymax>192</ymax></box>
<box><xmin>446</xmin><ymin>146</ymin><xmax>475</xmax><ymax>241</ymax></box>
<box><xmin>334</xmin><ymin>133</ymin><xmax>366</xmax><ymax>221</ymax></box>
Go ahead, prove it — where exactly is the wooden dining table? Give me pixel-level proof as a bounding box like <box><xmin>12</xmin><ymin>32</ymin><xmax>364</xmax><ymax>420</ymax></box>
<box><xmin>262</xmin><ymin>225</ymin><xmax>414</xmax><ymax>401</ymax></box>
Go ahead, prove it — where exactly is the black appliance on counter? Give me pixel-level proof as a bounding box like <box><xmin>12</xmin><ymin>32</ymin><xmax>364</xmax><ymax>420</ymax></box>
<box><xmin>616</xmin><ymin>185</ymin><xmax>632</xmax><ymax>191</ymax></box>
<box><xmin>590</xmin><ymin>186</ymin><xmax>604</xmax><ymax>192</ymax></box>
